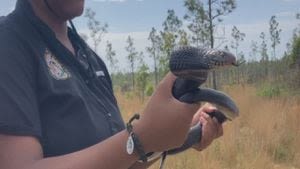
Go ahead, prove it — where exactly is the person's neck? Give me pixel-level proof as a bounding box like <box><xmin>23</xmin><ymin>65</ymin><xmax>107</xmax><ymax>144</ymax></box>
<box><xmin>28</xmin><ymin>0</ymin><xmax>76</xmax><ymax>55</ymax></box>
<box><xmin>28</xmin><ymin>0</ymin><xmax>68</xmax><ymax>40</ymax></box>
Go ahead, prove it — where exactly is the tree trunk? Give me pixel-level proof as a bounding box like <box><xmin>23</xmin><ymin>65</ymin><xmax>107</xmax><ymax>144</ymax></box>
<box><xmin>208</xmin><ymin>0</ymin><xmax>217</xmax><ymax>89</ymax></box>
<box><xmin>154</xmin><ymin>54</ymin><xmax>158</xmax><ymax>86</ymax></box>
<box><xmin>131</xmin><ymin>66</ymin><xmax>135</xmax><ymax>90</ymax></box>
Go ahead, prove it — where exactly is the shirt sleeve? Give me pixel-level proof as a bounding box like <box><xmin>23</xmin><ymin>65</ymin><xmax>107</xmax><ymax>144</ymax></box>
<box><xmin>0</xmin><ymin>28</ymin><xmax>41</xmax><ymax>140</ymax></box>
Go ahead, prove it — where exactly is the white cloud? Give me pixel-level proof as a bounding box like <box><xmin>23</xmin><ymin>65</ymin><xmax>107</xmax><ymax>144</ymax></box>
<box><xmin>80</xmin><ymin>30</ymin><xmax>150</xmax><ymax>72</ymax></box>
<box><xmin>79</xmin><ymin>16</ymin><xmax>298</xmax><ymax>72</ymax></box>
<box><xmin>275</xmin><ymin>11</ymin><xmax>296</xmax><ymax>17</ymax></box>
<box><xmin>217</xmin><ymin>18</ymin><xmax>298</xmax><ymax>60</ymax></box>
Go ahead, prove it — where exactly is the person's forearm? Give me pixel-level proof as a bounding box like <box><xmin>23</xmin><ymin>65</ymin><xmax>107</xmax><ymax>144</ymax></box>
<box><xmin>129</xmin><ymin>162</ymin><xmax>148</xmax><ymax>169</ymax></box>
<box><xmin>25</xmin><ymin>130</ymin><xmax>138</xmax><ymax>169</ymax></box>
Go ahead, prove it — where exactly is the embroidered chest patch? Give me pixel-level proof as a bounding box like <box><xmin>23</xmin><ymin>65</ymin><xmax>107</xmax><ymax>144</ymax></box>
<box><xmin>44</xmin><ymin>49</ymin><xmax>71</xmax><ymax>80</ymax></box>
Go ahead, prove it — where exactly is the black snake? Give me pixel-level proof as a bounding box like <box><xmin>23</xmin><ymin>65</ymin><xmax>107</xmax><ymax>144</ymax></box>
<box><xmin>149</xmin><ymin>46</ymin><xmax>240</xmax><ymax>168</ymax></box>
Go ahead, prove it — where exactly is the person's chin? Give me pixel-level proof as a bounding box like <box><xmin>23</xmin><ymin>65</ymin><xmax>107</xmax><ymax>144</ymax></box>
<box><xmin>66</xmin><ymin>7</ymin><xmax>85</xmax><ymax>19</ymax></box>
<box><xmin>77</xmin><ymin>8</ymin><xmax>85</xmax><ymax>16</ymax></box>
<box><xmin>75</xmin><ymin>2</ymin><xmax>85</xmax><ymax>16</ymax></box>
<box><xmin>68</xmin><ymin>0</ymin><xmax>85</xmax><ymax>17</ymax></box>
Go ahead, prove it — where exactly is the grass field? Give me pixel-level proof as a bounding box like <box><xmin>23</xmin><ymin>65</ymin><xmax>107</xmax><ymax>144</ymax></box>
<box><xmin>116</xmin><ymin>85</ymin><xmax>300</xmax><ymax>169</ymax></box>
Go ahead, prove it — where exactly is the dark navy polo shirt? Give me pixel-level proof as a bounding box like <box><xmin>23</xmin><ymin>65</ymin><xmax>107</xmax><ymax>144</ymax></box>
<box><xmin>0</xmin><ymin>0</ymin><xmax>125</xmax><ymax>157</ymax></box>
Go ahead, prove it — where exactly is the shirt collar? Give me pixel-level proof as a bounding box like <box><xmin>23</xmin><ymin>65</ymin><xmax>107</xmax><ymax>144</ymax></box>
<box><xmin>14</xmin><ymin>0</ymin><xmax>56</xmax><ymax>38</ymax></box>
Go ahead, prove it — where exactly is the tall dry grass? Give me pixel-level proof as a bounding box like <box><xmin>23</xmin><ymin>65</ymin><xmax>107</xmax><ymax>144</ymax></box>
<box><xmin>116</xmin><ymin>85</ymin><xmax>300</xmax><ymax>169</ymax></box>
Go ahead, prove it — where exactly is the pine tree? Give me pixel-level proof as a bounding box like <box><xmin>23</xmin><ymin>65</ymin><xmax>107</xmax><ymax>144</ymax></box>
<box><xmin>269</xmin><ymin>15</ymin><xmax>281</xmax><ymax>59</ymax></box>
<box><xmin>105</xmin><ymin>41</ymin><xmax>118</xmax><ymax>74</ymax></box>
<box><xmin>84</xmin><ymin>8</ymin><xmax>108</xmax><ymax>54</ymax></box>
<box><xmin>136</xmin><ymin>54</ymin><xmax>150</xmax><ymax>102</ymax></box>
<box><xmin>147</xmin><ymin>27</ymin><xmax>162</xmax><ymax>86</ymax></box>
<box><xmin>184</xmin><ymin>0</ymin><xmax>236</xmax><ymax>89</ymax></box>
<box><xmin>260</xmin><ymin>32</ymin><xmax>269</xmax><ymax>78</ymax></box>
<box><xmin>231</xmin><ymin>26</ymin><xmax>246</xmax><ymax>59</ymax></box>
<box><xmin>159</xmin><ymin>9</ymin><xmax>183</xmax><ymax>77</ymax></box>
<box><xmin>125</xmin><ymin>36</ymin><xmax>138</xmax><ymax>89</ymax></box>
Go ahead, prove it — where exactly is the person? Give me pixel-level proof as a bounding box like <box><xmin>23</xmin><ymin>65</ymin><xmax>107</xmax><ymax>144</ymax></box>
<box><xmin>0</xmin><ymin>0</ymin><xmax>223</xmax><ymax>169</ymax></box>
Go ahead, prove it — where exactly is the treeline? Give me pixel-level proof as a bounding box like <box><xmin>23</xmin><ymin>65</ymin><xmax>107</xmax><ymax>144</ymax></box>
<box><xmin>83</xmin><ymin>0</ymin><xmax>300</xmax><ymax>99</ymax></box>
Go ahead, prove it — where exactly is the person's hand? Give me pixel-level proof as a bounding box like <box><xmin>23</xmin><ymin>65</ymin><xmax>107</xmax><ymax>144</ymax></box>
<box><xmin>191</xmin><ymin>103</ymin><xmax>223</xmax><ymax>151</ymax></box>
<box><xmin>133</xmin><ymin>72</ymin><xmax>199</xmax><ymax>153</ymax></box>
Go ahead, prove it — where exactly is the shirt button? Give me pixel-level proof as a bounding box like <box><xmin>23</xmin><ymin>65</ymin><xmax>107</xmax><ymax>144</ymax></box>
<box><xmin>107</xmin><ymin>113</ymin><xmax>112</xmax><ymax>117</ymax></box>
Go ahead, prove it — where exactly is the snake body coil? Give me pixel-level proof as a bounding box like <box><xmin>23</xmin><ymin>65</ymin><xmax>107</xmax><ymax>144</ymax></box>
<box><xmin>168</xmin><ymin>46</ymin><xmax>239</xmax><ymax>154</ymax></box>
<box><xmin>170</xmin><ymin>46</ymin><xmax>239</xmax><ymax>118</ymax></box>
<box><xmin>146</xmin><ymin>46</ymin><xmax>240</xmax><ymax>166</ymax></box>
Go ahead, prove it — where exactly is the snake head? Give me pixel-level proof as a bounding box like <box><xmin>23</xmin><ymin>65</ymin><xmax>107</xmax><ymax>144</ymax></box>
<box><xmin>170</xmin><ymin>46</ymin><xmax>237</xmax><ymax>83</ymax></box>
<box><xmin>202</xmin><ymin>49</ymin><xmax>238</xmax><ymax>68</ymax></box>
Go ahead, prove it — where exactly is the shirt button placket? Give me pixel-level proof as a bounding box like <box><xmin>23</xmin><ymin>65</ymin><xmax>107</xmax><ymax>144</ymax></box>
<box><xmin>106</xmin><ymin>113</ymin><xmax>118</xmax><ymax>134</ymax></box>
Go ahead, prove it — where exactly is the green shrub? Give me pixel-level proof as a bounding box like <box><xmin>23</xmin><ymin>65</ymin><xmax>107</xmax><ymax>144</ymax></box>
<box><xmin>273</xmin><ymin>134</ymin><xmax>295</xmax><ymax>163</ymax></box>
<box><xmin>145</xmin><ymin>84</ymin><xmax>154</xmax><ymax>96</ymax></box>
<box><xmin>257</xmin><ymin>85</ymin><xmax>281</xmax><ymax>98</ymax></box>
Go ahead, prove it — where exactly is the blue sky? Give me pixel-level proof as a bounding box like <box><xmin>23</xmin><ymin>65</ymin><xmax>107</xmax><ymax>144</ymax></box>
<box><xmin>0</xmin><ymin>0</ymin><xmax>300</xmax><ymax>72</ymax></box>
